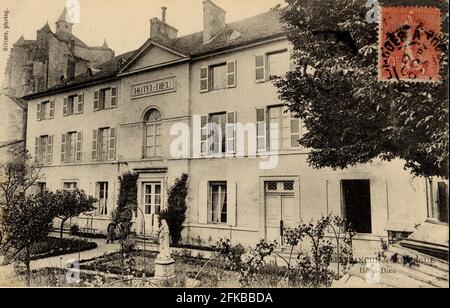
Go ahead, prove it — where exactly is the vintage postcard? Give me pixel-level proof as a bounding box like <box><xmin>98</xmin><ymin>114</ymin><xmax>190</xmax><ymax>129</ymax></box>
<box><xmin>0</xmin><ymin>0</ymin><xmax>448</xmax><ymax>294</ymax></box>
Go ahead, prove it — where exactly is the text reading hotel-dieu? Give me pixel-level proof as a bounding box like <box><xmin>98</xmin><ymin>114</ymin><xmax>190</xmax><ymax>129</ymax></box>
<box><xmin>23</xmin><ymin>1</ymin><xmax>447</xmax><ymax>251</ymax></box>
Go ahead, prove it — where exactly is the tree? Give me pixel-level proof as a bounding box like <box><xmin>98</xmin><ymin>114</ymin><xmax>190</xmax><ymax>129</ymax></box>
<box><xmin>53</xmin><ymin>189</ymin><xmax>97</xmax><ymax>248</ymax></box>
<box><xmin>273</xmin><ymin>0</ymin><xmax>449</xmax><ymax>179</ymax></box>
<box><xmin>0</xmin><ymin>149</ymin><xmax>41</xmax><ymax>245</ymax></box>
<box><xmin>160</xmin><ymin>174</ymin><xmax>189</xmax><ymax>245</ymax></box>
<box><xmin>0</xmin><ymin>193</ymin><xmax>55</xmax><ymax>285</ymax></box>
<box><xmin>0</xmin><ymin>149</ymin><xmax>41</xmax><ymax>209</ymax></box>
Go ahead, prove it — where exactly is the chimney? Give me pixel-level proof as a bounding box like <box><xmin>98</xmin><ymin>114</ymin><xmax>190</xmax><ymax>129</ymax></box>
<box><xmin>203</xmin><ymin>0</ymin><xmax>226</xmax><ymax>43</ymax></box>
<box><xmin>161</xmin><ymin>7</ymin><xmax>167</xmax><ymax>23</ymax></box>
<box><xmin>150</xmin><ymin>7</ymin><xmax>178</xmax><ymax>41</ymax></box>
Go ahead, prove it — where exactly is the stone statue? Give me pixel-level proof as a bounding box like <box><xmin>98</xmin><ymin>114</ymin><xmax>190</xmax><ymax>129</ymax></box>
<box><xmin>157</xmin><ymin>219</ymin><xmax>171</xmax><ymax>260</ymax></box>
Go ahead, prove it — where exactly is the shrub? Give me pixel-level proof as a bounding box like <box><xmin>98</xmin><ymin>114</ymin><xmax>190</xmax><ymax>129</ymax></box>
<box><xmin>113</xmin><ymin>172</ymin><xmax>139</xmax><ymax>238</ymax></box>
<box><xmin>159</xmin><ymin>174</ymin><xmax>188</xmax><ymax>245</ymax></box>
<box><xmin>70</xmin><ymin>224</ymin><xmax>80</xmax><ymax>236</ymax></box>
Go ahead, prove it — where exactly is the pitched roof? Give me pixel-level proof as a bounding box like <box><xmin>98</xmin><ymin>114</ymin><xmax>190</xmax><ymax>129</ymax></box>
<box><xmin>44</xmin><ymin>50</ymin><xmax>136</xmax><ymax>92</ymax></box>
<box><xmin>23</xmin><ymin>9</ymin><xmax>286</xmax><ymax>99</ymax></box>
<box><xmin>172</xmin><ymin>9</ymin><xmax>284</xmax><ymax>56</ymax></box>
<box><xmin>54</xmin><ymin>30</ymin><xmax>88</xmax><ymax>47</ymax></box>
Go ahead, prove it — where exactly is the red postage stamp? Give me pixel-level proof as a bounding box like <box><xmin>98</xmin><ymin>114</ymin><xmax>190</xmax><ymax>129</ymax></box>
<box><xmin>379</xmin><ymin>6</ymin><xmax>442</xmax><ymax>82</ymax></box>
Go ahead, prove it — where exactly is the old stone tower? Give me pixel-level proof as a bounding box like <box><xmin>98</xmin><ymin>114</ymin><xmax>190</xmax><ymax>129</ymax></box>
<box><xmin>0</xmin><ymin>8</ymin><xmax>115</xmax><ymax>163</ymax></box>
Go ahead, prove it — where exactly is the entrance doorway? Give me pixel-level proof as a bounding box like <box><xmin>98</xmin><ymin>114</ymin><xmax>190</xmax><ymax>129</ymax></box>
<box><xmin>265</xmin><ymin>181</ymin><xmax>298</xmax><ymax>244</ymax></box>
<box><xmin>143</xmin><ymin>182</ymin><xmax>162</xmax><ymax>234</ymax></box>
<box><xmin>341</xmin><ymin>180</ymin><xmax>372</xmax><ymax>234</ymax></box>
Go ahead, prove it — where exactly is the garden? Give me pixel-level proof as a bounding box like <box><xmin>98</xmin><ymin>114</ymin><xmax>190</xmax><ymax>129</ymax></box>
<box><xmin>0</xmin><ymin>155</ymin><xmax>357</xmax><ymax>288</ymax></box>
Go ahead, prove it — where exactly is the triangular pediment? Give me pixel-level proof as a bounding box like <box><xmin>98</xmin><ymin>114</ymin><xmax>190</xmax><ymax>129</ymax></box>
<box><xmin>119</xmin><ymin>40</ymin><xmax>188</xmax><ymax>74</ymax></box>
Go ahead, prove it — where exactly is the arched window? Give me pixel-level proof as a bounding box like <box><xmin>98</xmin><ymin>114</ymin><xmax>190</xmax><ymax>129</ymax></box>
<box><xmin>143</xmin><ymin>109</ymin><xmax>162</xmax><ymax>158</ymax></box>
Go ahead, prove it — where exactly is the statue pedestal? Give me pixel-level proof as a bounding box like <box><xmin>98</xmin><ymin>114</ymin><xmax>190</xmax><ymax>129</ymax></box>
<box><xmin>154</xmin><ymin>257</ymin><xmax>175</xmax><ymax>282</ymax></box>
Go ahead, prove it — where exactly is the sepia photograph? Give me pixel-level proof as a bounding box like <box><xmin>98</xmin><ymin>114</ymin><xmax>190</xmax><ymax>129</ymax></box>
<box><xmin>0</xmin><ymin>0</ymin><xmax>448</xmax><ymax>293</ymax></box>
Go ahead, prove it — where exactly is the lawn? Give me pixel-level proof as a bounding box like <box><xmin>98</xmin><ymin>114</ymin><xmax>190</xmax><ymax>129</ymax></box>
<box><xmin>1</xmin><ymin>237</ymin><xmax>97</xmax><ymax>265</ymax></box>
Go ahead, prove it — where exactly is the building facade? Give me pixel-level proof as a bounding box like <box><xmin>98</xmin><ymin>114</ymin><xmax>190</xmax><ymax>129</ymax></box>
<box><xmin>23</xmin><ymin>1</ymin><xmax>446</xmax><ymax>249</ymax></box>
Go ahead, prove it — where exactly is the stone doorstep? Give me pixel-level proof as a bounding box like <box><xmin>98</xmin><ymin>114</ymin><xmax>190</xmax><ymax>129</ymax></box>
<box><xmin>389</xmin><ymin>244</ymin><xmax>449</xmax><ymax>273</ymax></box>
<box><xmin>347</xmin><ymin>263</ymin><xmax>438</xmax><ymax>288</ymax></box>
<box><xmin>384</xmin><ymin>251</ymin><xmax>449</xmax><ymax>283</ymax></box>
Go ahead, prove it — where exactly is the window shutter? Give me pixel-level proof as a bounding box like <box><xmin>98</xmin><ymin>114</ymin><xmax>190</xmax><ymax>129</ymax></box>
<box><xmin>94</xmin><ymin>90</ymin><xmax>99</xmax><ymax>111</ymax></box>
<box><xmin>198</xmin><ymin>181</ymin><xmax>208</xmax><ymax>224</ymax></box>
<box><xmin>76</xmin><ymin>131</ymin><xmax>82</xmax><ymax>162</ymax></box>
<box><xmin>46</xmin><ymin>135</ymin><xmax>53</xmax><ymax>164</ymax></box>
<box><xmin>290</xmin><ymin>112</ymin><xmax>302</xmax><ymax>148</ymax></box>
<box><xmin>111</xmin><ymin>87</ymin><xmax>117</xmax><ymax>108</ymax></box>
<box><xmin>63</xmin><ymin>97</ymin><xmax>68</xmax><ymax>116</ymax></box>
<box><xmin>92</xmin><ymin>129</ymin><xmax>98</xmax><ymax>161</ymax></box>
<box><xmin>255</xmin><ymin>55</ymin><xmax>266</xmax><ymax>83</ymax></box>
<box><xmin>226</xmin><ymin>60</ymin><xmax>237</xmax><ymax>88</ymax></box>
<box><xmin>108</xmin><ymin>128</ymin><xmax>116</xmax><ymax>161</ymax></box>
<box><xmin>34</xmin><ymin>137</ymin><xmax>39</xmax><ymax>163</ymax></box>
<box><xmin>200</xmin><ymin>67</ymin><xmax>209</xmax><ymax>93</ymax></box>
<box><xmin>77</xmin><ymin>93</ymin><xmax>84</xmax><ymax>114</ymax></box>
<box><xmin>61</xmin><ymin>133</ymin><xmax>66</xmax><ymax>163</ymax></box>
<box><xmin>227</xmin><ymin>181</ymin><xmax>237</xmax><ymax>227</ymax></box>
<box><xmin>49</xmin><ymin>100</ymin><xmax>55</xmax><ymax>119</ymax></box>
<box><xmin>256</xmin><ymin>108</ymin><xmax>267</xmax><ymax>152</ymax></box>
<box><xmin>200</xmin><ymin>115</ymin><xmax>208</xmax><ymax>155</ymax></box>
<box><xmin>226</xmin><ymin>111</ymin><xmax>236</xmax><ymax>154</ymax></box>
<box><xmin>37</xmin><ymin>103</ymin><xmax>41</xmax><ymax>121</ymax></box>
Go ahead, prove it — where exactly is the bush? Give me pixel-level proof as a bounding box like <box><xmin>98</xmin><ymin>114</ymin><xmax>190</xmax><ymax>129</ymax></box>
<box><xmin>70</xmin><ymin>224</ymin><xmax>80</xmax><ymax>236</ymax></box>
<box><xmin>159</xmin><ymin>174</ymin><xmax>188</xmax><ymax>245</ymax></box>
<box><xmin>112</xmin><ymin>172</ymin><xmax>139</xmax><ymax>239</ymax></box>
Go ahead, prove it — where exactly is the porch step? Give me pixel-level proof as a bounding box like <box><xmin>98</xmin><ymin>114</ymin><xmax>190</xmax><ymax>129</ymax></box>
<box><xmin>388</xmin><ymin>245</ymin><xmax>449</xmax><ymax>277</ymax></box>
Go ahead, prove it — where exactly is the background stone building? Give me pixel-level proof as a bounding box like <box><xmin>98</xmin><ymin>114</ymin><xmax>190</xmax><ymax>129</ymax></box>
<box><xmin>0</xmin><ymin>8</ymin><xmax>114</xmax><ymax>165</ymax></box>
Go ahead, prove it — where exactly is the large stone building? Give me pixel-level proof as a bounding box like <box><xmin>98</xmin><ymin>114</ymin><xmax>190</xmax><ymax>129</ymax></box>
<box><xmin>22</xmin><ymin>1</ymin><xmax>448</xmax><ymax>253</ymax></box>
<box><xmin>0</xmin><ymin>8</ymin><xmax>114</xmax><ymax>165</ymax></box>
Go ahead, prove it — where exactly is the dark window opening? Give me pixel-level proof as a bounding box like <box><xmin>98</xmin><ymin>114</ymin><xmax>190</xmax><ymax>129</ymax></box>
<box><xmin>437</xmin><ymin>182</ymin><xmax>449</xmax><ymax>223</ymax></box>
<box><xmin>341</xmin><ymin>180</ymin><xmax>372</xmax><ymax>234</ymax></box>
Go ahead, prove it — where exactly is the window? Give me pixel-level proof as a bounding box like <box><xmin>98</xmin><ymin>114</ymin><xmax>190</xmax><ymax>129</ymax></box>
<box><xmin>200</xmin><ymin>61</ymin><xmax>237</xmax><ymax>92</ymax></box>
<box><xmin>144</xmin><ymin>183</ymin><xmax>162</xmax><ymax>215</ymax></box>
<box><xmin>99</xmin><ymin>128</ymin><xmax>109</xmax><ymax>161</ymax></box>
<box><xmin>265</xmin><ymin>181</ymin><xmax>295</xmax><ymax>192</ymax></box>
<box><xmin>94</xmin><ymin>87</ymin><xmax>118</xmax><ymax>111</ymax></box>
<box><xmin>68</xmin><ymin>132</ymin><xmax>76</xmax><ymax>163</ymax></box>
<box><xmin>34</xmin><ymin>135</ymin><xmax>53</xmax><ymax>164</ymax></box>
<box><xmin>211</xmin><ymin>64</ymin><xmax>227</xmax><ymax>91</ymax></box>
<box><xmin>37</xmin><ymin>182</ymin><xmax>47</xmax><ymax>193</ymax></box>
<box><xmin>144</xmin><ymin>109</ymin><xmax>162</xmax><ymax>158</ymax></box>
<box><xmin>267</xmin><ymin>50</ymin><xmax>289</xmax><ymax>77</ymax></box>
<box><xmin>61</xmin><ymin>132</ymin><xmax>82</xmax><ymax>164</ymax></box>
<box><xmin>96</xmin><ymin>182</ymin><xmax>109</xmax><ymax>216</ymax></box>
<box><xmin>63</xmin><ymin>94</ymin><xmax>84</xmax><ymax>116</ymax></box>
<box><xmin>41</xmin><ymin>101</ymin><xmax>50</xmax><ymax>119</ymax></box>
<box><xmin>209</xmin><ymin>113</ymin><xmax>226</xmax><ymax>154</ymax></box>
<box><xmin>209</xmin><ymin>182</ymin><xmax>227</xmax><ymax>224</ymax></box>
<box><xmin>255</xmin><ymin>50</ymin><xmax>290</xmax><ymax>83</ymax></box>
<box><xmin>200</xmin><ymin>112</ymin><xmax>236</xmax><ymax>156</ymax></box>
<box><xmin>63</xmin><ymin>182</ymin><xmax>77</xmax><ymax>191</ymax></box>
<box><xmin>37</xmin><ymin>101</ymin><xmax>54</xmax><ymax>121</ymax></box>
<box><xmin>92</xmin><ymin>127</ymin><xmax>116</xmax><ymax>162</ymax></box>
<box><xmin>256</xmin><ymin>106</ymin><xmax>302</xmax><ymax>152</ymax></box>
<box><xmin>67</xmin><ymin>95</ymin><xmax>77</xmax><ymax>115</ymax></box>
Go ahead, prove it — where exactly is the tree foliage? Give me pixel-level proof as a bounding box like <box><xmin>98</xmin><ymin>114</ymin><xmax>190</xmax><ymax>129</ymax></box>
<box><xmin>160</xmin><ymin>174</ymin><xmax>189</xmax><ymax>245</ymax></box>
<box><xmin>52</xmin><ymin>189</ymin><xmax>97</xmax><ymax>247</ymax></box>
<box><xmin>0</xmin><ymin>193</ymin><xmax>55</xmax><ymax>284</ymax></box>
<box><xmin>112</xmin><ymin>172</ymin><xmax>139</xmax><ymax>238</ymax></box>
<box><xmin>273</xmin><ymin>0</ymin><xmax>449</xmax><ymax>179</ymax></box>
